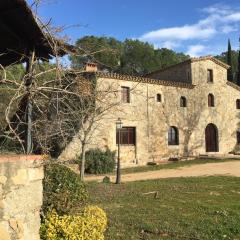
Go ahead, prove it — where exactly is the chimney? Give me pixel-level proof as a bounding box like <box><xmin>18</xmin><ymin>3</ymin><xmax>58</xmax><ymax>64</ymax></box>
<box><xmin>85</xmin><ymin>62</ymin><xmax>98</xmax><ymax>72</ymax></box>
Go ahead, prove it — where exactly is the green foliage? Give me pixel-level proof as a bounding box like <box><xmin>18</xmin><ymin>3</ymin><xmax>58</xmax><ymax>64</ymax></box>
<box><xmin>215</xmin><ymin>50</ymin><xmax>239</xmax><ymax>83</ymax></box>
<box><xmin>70</xmin><ymin>36</ymin><xmax>190</xmax><ymax>75</ymax></box>
<box><xmin>227</xmin><ymin>39</ymin><xmax>234</xmax><ymax>81</ymax></box>
<box><xmin>120</xmin><ymin>39</ymin><xmax>156</xmax><ymax>75</ymax></box>
<box><xmin>153</xmin><ymin>48</ymin><xmax>189</xmax><ymax>70</ymax></box>
<box><xmin>102</xmin><ymin>176</ymin><xmax>111</xmax><ymax>184</ymax></box>
<box><xmin>88</xmin><ymin>176</ymin><xmax>240</xmax><ymax>240</ymax></box>
<box><xmin>70</xmin><ymin>36</ymin><xmax>122</xmax><ymax>70</ymax></box>
<box><xmin>40</xmin><ymin>206</ymin><xmax>107</xmax><ymax>240</ymax></box>
<box><xmin>80</xmin><ymin>148</ymin><xmax>116</xmax><ymax>174</ymax></box>
<box><xmin>5</xmin><ymin>64</ymin><xmax>25</xmax><ymax>80</ymax></box>
<box><xmin>42</xmin><ymin>164</ymin><xmax>88</xmax><ymax>215</ymax></box>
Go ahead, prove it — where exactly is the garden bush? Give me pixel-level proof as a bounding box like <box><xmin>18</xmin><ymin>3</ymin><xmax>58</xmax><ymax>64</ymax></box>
<box><xmin>40</xmin><ymin>205</ymin><xmax>107</xmax><ymax>240</ymax></box>
<box><xmin>81</xmin><ymin>148</ymin><xmax>116</xmax><ymax>174</ymax></box>
<box><xmin>42</xmin><ymin>164</ymin><xmax>88</xmax><ymax>215</ymax></box>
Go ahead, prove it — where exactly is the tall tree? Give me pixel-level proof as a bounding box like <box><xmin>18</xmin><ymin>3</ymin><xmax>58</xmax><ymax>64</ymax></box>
<box><xmin>70</xmin><ymin>36</ymin><xmax>190</xmax><ymax>75</ymax></box>
<box><xmin>70</xmin><ymin>36</ymin><xmax>122</xmax><ymax>71</ymax></box>
<box><xmin>227</xmin><ymin>39</ymin><xmax>234</xmax><ymax>82</ymax></box>
<box><xmin>237</xmin><ymin>38</ymin><xmax>240</xmax><ymax>86</ymax></box>
<box><xmin>215</xmin><ymin>49</ymin><xmax>238</xmax><ymax>83</ymax></box>
<box><xmin>120</xmin><ymin>39</ymin><xmax>156</xmax><ymax>75</ymax></box>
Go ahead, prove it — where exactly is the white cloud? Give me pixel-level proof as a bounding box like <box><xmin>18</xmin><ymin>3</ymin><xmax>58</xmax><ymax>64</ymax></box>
<box><xmin>224</xmin><ymin>12</ymin><xmax>240</xmax><ymax>21</ymax></box>
<box><xmin>141</xmin><ymin>25</ymin><xmax>215</xmax><ymax>41</ymax></box>
<box><xmin>139</xmin><ymin>4</ymin><xmax>240</xmax><ymax>52</ymax></box>
<box><xmin>202</xmin><ymin>4</ymin><xmax>231</xmax><ymax>15</ymax></box>
<box><xmin>153</xmin><ymin>41</ymin><xmax>180</xmax><ymax>49</ymax></box>
<box><xmin>221</xmin><ymin>25</ymin><xmax>237</xmax><ymax>33</ymax></box>
<box><xmin>186</xmin><ymin>45</ymin><xmax>206</xmax><ymax>57</ymax></box>
<box><xmin>162</xmin><ymin>41</ymin><xmax>180</xmax><ymax>49</ymax></box>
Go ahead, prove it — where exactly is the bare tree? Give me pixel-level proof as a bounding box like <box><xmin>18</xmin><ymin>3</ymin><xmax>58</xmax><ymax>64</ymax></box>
<box><xmin>0</xmin><ymin>1</ymin><xmax>133</xmax><ymax>184</ymax></box>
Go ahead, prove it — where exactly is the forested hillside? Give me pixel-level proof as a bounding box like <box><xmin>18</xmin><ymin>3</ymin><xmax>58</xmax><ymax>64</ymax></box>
<box><xmin>70</xmin><ymin>36</ymin><xmax>190</xmax><ymax>75</ymax></box>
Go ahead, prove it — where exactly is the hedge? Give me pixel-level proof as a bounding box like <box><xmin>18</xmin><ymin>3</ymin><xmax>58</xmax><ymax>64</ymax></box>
<box><xmin>40</xmin><ymin>205</ymin><xmax>107</xmax><ymax>240</ymax></box>
<box><xmin>42</xmin><ymin>164</ymin><xmax>88</xmax><ymax>215</ymax></box>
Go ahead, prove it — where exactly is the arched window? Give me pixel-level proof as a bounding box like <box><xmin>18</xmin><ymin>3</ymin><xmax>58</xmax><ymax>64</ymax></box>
<box><xmin>168</xmin><ymin>126</ymin><xmax>179</xmax><ymax>145</ymax></box>
<box><xmin>208</xmin><ymin>94</ymin><xmax>214</xmax><ymax>107</ymax></box>
<box><xmin>236</xmin><ymin>99</ymin><xmax>240</xmax><ymax>109</ymax></box>
<box><xmin>180</xmin><ymin>96</ymin><xmax>187</xmax><ymax>107</ymax></box>
<box><xmin>156</xmin><ymin>94</ymin><xmax>161</xmax><ymax>102</ymax></box>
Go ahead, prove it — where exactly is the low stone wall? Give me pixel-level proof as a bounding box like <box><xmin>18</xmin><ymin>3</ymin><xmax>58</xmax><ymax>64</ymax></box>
<box><xmin>0</xmin><ymin>155</ymin><xmax>43</xmax><ymax>240</ymax></box>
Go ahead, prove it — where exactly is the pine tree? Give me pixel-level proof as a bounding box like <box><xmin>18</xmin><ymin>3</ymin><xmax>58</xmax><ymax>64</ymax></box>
<box><xmin>227</xmin><ymin>39</ymin><xmax>233</xmax><ymax>82</ymax></box>
<box><xmin>237</xmin><ymin>38</ymin><xmax>240</xmax><ymax>86</ymax></box>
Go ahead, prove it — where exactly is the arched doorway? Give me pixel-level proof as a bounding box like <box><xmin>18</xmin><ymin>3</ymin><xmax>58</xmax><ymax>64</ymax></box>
<box><xmin>205</xmin><ymin>123</ymin><xmax>219</xmax><ymax>152</ymax></box>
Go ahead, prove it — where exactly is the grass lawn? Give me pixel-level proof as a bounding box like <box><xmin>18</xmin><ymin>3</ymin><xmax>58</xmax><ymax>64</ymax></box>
<box><xmin>118</xmin><ymin>158</ymin><xmax>240</xmax><ymax>175</ymax></box>
<box><xmin>87</xmin><ymin>176</ymin><xmax>240</xmax><ymax>240</ymax></box>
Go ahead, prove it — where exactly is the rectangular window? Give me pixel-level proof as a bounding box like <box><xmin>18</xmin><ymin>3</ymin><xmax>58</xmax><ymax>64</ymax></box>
<box><xmin>237</xmin><ymin>132</ymin><xmax>240</xmax><ymax>144</ymax></box>
<box><xmin>116</xmin><ymin>127</ymin><xmax>136</xmax><ymax>145</ymax></box>
<box><xmin>207</xmin><ymin>69</ymin><xmax>213</xmax><ymax>82</ymax></box>
<box><xmin>236</xmin><ymin>99</ymin><xmax>240</xmax><ymax>109</ymax></box>
<box><xmin>186</xmin><ymin>70</ymin><xmax>191</xmax><ymax>82</ymax></box>
<box><xmin>121</xmin><ymin>86</ymin><xmax>130</xmax><ymax>103</ymax></box>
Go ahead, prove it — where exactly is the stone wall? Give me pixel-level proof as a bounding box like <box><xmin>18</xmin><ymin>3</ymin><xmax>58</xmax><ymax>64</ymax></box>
<box><xmin>0</xmin><ymin>155</ymin><xmax>43</xmax><ymax>240</ymax></box>
<box><xmin>60</xmin><ymin>58</ymin><xmax>240</xmax><ymax>167</ymax></box>
<box><xmin>147</xmin><ymin>62</ymin><xmax>192</xmax><ymax>84</ymax></box>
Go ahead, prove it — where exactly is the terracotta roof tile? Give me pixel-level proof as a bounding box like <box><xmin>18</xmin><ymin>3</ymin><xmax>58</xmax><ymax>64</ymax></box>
<box><xmin>96</xmin><ymin>72</ymin><xmax>195</xmax><ymax>89</ymax></box>
<box><xmin>226</xmin><ymin>81</ymin><xmax>240</xmax><ymax>91</ymax></box>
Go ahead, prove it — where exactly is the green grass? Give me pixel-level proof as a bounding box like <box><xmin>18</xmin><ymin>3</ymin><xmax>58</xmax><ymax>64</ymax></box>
<box><xmin>88</xmin><ymin>176</ymin><xmax>240</xmax><ymax>240</ymax></box>
<box><xmin>116</xmin><ymin>158</ymin><xmax>240</xmax><ymax>175</ymax></box>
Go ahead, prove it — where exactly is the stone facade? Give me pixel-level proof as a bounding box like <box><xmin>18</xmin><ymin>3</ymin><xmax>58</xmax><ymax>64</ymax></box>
<box><xmin>146</xmin><ymin>61</ymin><xmax>192</xmax><ymax>84</ymax></box>
<box><xmin>60</xmin><ymin>56</ymin><xmax>240</xmax><ymax>167</ymax></box>
<box><xmin>0</xmin><ymin>155</ymin><xmax>43</xmax><ymax>240</ymax></box>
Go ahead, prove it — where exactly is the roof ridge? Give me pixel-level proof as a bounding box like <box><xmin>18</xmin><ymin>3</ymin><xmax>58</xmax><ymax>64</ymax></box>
<box><xmin>146</xmin><ymin>55</ymin><xmax>230</xmax><ymax>77</ymax></box>
<box><xmin>226</xmin><ymin>81</ymin><xmax>240</xmax><ymax>91</ymax></box>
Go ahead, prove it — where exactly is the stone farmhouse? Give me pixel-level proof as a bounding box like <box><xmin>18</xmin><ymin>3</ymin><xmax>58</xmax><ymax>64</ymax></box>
<box><xmin>60</xmin><ymin>56</ymin><xmax>240</xmax><ymax>166</ymax></box>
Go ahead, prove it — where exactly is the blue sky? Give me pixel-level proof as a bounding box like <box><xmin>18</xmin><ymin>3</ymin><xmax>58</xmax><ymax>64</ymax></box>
<box><xmin>30</xmin><ymin>0</ymin><xmax>240</xmax><ymax>57</ymax></box>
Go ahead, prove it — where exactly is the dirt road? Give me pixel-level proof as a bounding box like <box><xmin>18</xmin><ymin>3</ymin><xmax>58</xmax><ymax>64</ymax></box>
<box><xmin>85</xmin><ymin>161</ymin><xmax>240</xmax><ymax>182</ymax></box>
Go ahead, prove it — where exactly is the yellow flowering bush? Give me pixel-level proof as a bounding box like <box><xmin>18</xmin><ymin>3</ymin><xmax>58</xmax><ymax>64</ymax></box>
<box><xmin>40</xmin><ymin>205</ymin><xmax>107</xmax><ymax>240</ymax></box>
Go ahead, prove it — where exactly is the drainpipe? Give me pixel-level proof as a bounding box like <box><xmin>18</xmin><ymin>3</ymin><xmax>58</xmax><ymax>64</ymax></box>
<box><xmin>147</xmin><ymin>84</ymin><xmax>150</xmax><ymax>158</ymax></box>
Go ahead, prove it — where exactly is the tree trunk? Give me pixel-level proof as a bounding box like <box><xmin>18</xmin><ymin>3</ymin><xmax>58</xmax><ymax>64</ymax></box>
<box><xmin>79</xmin><ymin>143</ymin><xmax>86</xmax><ymax>181</ymax></box>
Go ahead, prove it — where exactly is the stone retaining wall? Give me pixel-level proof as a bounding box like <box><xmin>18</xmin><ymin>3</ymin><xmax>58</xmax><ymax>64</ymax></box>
<box><xmin>0</xmin><ymin>155</ymin><xmax>43</xmax><ymax>240</ymax></box>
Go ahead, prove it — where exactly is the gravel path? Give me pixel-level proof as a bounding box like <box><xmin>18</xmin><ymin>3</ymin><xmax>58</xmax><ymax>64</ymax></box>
<box><xmin>85</xmin><ymin>161</ymin><xmax>240</xmax><ymax>182</ymax></box>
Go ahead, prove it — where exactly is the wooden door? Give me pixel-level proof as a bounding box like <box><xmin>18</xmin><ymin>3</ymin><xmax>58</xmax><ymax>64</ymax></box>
<box><xmin>205</xmin><ymin>124</ymin><xmax>219</xmax><ymax>152</ymax></box>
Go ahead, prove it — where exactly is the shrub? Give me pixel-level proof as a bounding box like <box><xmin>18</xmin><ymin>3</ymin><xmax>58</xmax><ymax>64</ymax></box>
<box><xmin>42</xmin><ymin>164</ymin><xmax>88</xmax><ymax>215</ymax></box>
<box><xmin>82</xmin><ymin>148</ymin><xmax>116</xmax><ymax>174</ymax></box>
<box><xmin>147</xmin><ymin>162</ymin><xmax>157</xmax><ymax>166</ymax></box>
<box><xmin>102</xmin><ymin>176</ymin><xmax>111</xmax><ymax>183</ymax></box>
<box><xmin>40</xmin><ymin>205</ymin><xmax>107</xmax><ymax>240</ymax></box>
<box><xmin>168</xmin><ymin>157</ymin><xmax>179</xmax><ymax>162</ymax></box>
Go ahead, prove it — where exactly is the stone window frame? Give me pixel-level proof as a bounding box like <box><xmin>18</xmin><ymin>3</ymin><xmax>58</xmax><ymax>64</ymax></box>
<box><xmin>207</xmin><ymin>69</ymin><xmax>213</xmax><ymax>83</ymax></box>
<box><xmin>208</xmin><ymin>93</ymin><xmax>215</xmax><ymax>107</ymax></box>
<box><xmin>121</xmin><ymin>86</ymin><xmax>130</xmax><ymax>103</ymax></box>
<box><xmin>116</xmin><ymin>127</ymin><xmax>136</xmax><ymax>145</ymax></box>
<box><xmin>156</xmin><ymin>93</ymin><xmax>162</xmax><ymax>103</ymax></box>
<box><xmin>168</xmin><ymin>126</ymin><xmax>179</xmax><ymax>146</ymax></box>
